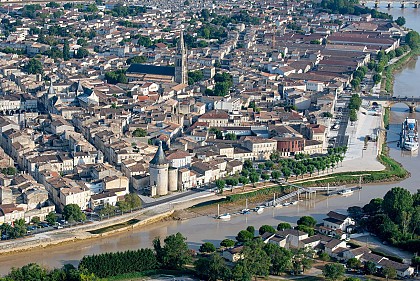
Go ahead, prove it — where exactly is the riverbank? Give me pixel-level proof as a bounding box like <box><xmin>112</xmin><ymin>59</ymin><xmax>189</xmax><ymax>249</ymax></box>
<box><xmin>384</xmin><ymin>48</ymin><xmax>420</xmax><ymax>93</ymax></box>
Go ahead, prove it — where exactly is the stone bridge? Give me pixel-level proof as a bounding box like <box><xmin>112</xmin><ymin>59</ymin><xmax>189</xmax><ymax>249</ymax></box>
<box><xmin>363</xmin><ymin>96</ymin><xmax>420</xmax><ymax>113</ymax></box>
<box><xmin>360</xmin><ymin>0</ymin><xmax>420</xmax><ymax>8</ymax></box>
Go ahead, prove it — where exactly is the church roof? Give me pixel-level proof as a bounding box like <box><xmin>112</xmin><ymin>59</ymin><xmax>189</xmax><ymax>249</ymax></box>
<box><xmin>127</xmin><ymin>64</ymin><xmax>175</xmax><ymax>77</ymax></box>
<box><xmin>149</xmin><ymin>141</ymin><xmax>168</xmax><ymax>165</ymax></box>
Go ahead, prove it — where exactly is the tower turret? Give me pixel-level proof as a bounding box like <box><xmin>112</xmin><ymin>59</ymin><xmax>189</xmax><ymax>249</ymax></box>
<box><xmin>149</xmin><ymin>141</ymin><xmax>169</xmax><ymax>196</ymax></box>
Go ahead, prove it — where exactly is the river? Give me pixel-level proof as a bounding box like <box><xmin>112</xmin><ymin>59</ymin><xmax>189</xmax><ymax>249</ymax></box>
<box><xmin>0</xmin><ymin>7</ymin><xmax>420</xmax><ymax>276</ymax></box>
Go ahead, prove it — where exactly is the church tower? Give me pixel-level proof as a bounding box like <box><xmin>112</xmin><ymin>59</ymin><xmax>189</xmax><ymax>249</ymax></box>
<box><xmin>175</xmin><ymin>30</ymin><xmax>188</xmax><ymax>84</ymax></box>
<box><xmin>149</xmin><ymin>141</ymin><xmax>169</xmax><ymax>196</ymax></box>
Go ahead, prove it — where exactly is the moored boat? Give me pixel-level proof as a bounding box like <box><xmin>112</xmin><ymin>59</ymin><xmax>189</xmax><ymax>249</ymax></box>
<box><xmin>339</xmin><ymin>189</ymin><xmax>353</xmax><ymax>196</ymax></box>
<box><xmin>401</xmin><ymin>118</ymin><xmax>419</xmax><ymax>151</ymax></box>
<box><xmin>218</xmin><ymin>213</ymin><xmax>231</xmax><ymax>220</ymax></box>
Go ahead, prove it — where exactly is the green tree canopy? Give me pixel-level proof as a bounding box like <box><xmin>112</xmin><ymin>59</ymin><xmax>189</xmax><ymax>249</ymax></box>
<box><xmin>382</xmin><ymin>187</ymin><xmax>413</xmax><ymax>224</ymax></box>
<box><xmin>259</xmin><ymin>225</ymin><xmax>276</xmax><ymax>235</ymax></box>
<box><xmin>346</xmin><ymin>257</ymin><xmax>362</xmax><ymax>269</ymax></box>
<box><xmin>63</xmin><ymin>204</ymin><xmax>86</xmax><ymax>222</ymax></box>
<box><xmin>297</xmin><ymin>216</ymin><xmax>316</xmax><ymax>227</ymax></box>
<box><xmin>156</xmin><ymin>232</ymin><xmax>192</xmax><ymax>270</ymax></box>
<box><xmin>23</xmin><ymin>58</ymin><xmax>43</xmax><ymax>75</ymax></box>
<box><xmin>323</xmin><ymin>263</ymin><xmax>345</xmax><ymax>281</ymax></box>
<box><xmin>220</xmin><ymin>238</ymin><xmax>235</xmax><ymax>248</ymax></box>
<box><xmin>126</xmin><ymin>56</ymin><xmax>147</xmax><ymax>64</ymax></box>
<box><xmin>199</xmin><ymin>242</ymin><xmax>216</xmax><ymax>253</ymax></box>
<box><xmin>132</xmin><ymin>128</ymin><xmax>147</xmax><ymax>137</ymax></box>
<box><xmin>45</xmin><ymin>212</ymin><xmax>57</xmax><ymax>225</ymax></box>
<box><xmin>263</xmin><ymin>243</ymin><xmax>292</xmax><ymax>275</ymax></box>
<box><xmin>363</xmin><ymin>198</ymin><xmax>383</xmax><ymax>214</ymax></box>
<box><xmin>277</xmin><ymin>222</ymin><xmax>292</xmax><ymax>230</ymax></box>
<box><xmin>194</xmin><ymin>253</ymin><xmax>230</xmax><ymax>281</ymax></box>
<box><xmin>406</xmin><ymin>31</ymin><xmax>420</xmax><ymax>50</ymax></box>
<box><xmin>240</xmin><ymin>239</ymin><xmax>271</xmax><ymax>280</ymax></box>
<box><xmin>236</xmin><ymin>230</ymin><xmax>254</xmax><ymax>243</ymax></box>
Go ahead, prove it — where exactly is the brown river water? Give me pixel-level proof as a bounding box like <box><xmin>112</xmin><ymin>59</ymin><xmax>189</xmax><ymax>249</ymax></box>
<box><xmin>0</xmin><ymin>6</ymin><xmax>419</xmax><ymax>275</ymax></box>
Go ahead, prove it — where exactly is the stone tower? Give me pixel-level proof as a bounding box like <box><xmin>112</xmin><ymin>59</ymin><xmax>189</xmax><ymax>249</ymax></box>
<box><xmin>174</xmin><ymin>30</ymin><xmax>188</xmax><ymax>84</ymax></box>
<box><xmin>149</xmin><ymin>141</ymin><xmax>169</xmax><ymax>196</ymax></box>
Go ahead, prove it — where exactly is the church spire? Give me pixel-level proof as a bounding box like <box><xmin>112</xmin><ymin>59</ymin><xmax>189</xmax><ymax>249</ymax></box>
<box><xmin>178</xmin><ymin>30</ymin><xmax>185</xmax><ymax>53</ymax></box>
<box><xmin>47</xmin><ymin>80</ymin><xmax>55</xmax><ymax>95</ymax></box>
<box><xmin>175</xmin><ymin>30</ymin><xmax>188</xmax><ymax>85</ymax></box>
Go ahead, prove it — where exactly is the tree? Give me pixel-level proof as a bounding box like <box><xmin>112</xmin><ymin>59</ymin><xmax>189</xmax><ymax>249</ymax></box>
<box><xmin>277</xmin><ymin>222</ymin><xmax>292</xmax><ymax>230</ymax></box>
<box><xmin>271</xmin><ymin>170</ymin><xmax>281</xmax><ymax>180</ymax></box>
<box><xmin>382</xmin><ymin>266</ymin><xmax>397</xmax><ymax>280</ymax></box>
<box><xmin>363</xmin><ymin>198</ymin><xmax>383</xmax><ymax>214</ymax></box>
<box><xmin>261</xmin><ymin>173</ymin><xmax>270</xmax><ymax>181</ymax></box>
<box><xmin>249</xmin><ymin>172</ymin><xmax>260</xmax><ymax>186</ymax></box>
<box><xmin>405</xmin><ymin>30</ymin><xmax>420</xmax><ymax>50</ymax></box>
<box><xmin>264</xmin><ymin>243</ymin><xmax>292</xmax><ymax>275</ymax></box>
<box><xmin>194</xmin><ymin>253</ymin><xmax>230</xmax><ymax>281</ymax></box>
<box><xmin>99</xmin><ymin>204</ymin><xmax>116</xmax><ymax>217</ymax></box>
<box><xmin>116</xmin><ymin>200</ymin><xmax>130</xmax><ymax>212</ymax></box>
<box><xmin>225</xmin><ymin>133</ymin><xmax>237</xmax><ymax>140</ymax></box>
<box><xmin>126</xmin><ymin>56</ymin><xmax>147</xmax><ymax>64</ymax></box>
<box><xmin>24</xmin><ymin>58</ymin><xmax>43</xmax><ymax>75</ymax></box>
<box><xmin>323</xmin><ymin>263</ymin><xmax>345</xmax><ymax>281</ymax></box>
<box><xmin>132</xmin><ymin>128</ymin><xmax>147</xmax><ymax>137</ymax></box>
<box><xmin>236</xmin><ymin>230</ymin><xmax>254</xmax><ymax>243</ymax></box>
<box><xmin>124</xmin><ymin>193</ymin><xmax>141</xmax><ymax>209</ymax></box>
<box><xmin>31</xmin><ymin>216</ymin><xmax>40</xmax><ymax>224</ymax></box>
<box><xmin>63</xmin><ymin>204</ymin><xmax>86</xmax><ymax>222</ymax></box>
<box><xmin>231</xmin><ymin>262</ymin><xmax>252</xmax><ymax>281</ymax></box>
<box><xmin>209</xmin><ymin>127</ymin><xmax>223</xmax><ymax>139</ymax></box>
<box><xmin>319</xmin><ymin>252</ymin><xmax>330</xmax><ymax>261</ymax></box>
<box><xmin>297</xmin><ymin>216</ymin><xmax>316</xmax><ymax>227</ymax></box>
<box><xmin>364</xmin><ymin>260</ymin><xmax>377</xmax><ymax>275</ymax></box>
<box><xmin>395</xmin><ymin>47</ymin><xmax>404</xmax><ymax>57</ymax></box>
<box><xmin>45</xmin><ymin>212</ymin><xmax>57</xmax><ymax>225</ymax></box>
<box><xmin>199</xmin><ymin>242</ymin><xmax>216</xmax><ymax>253</ymax></box>
<box><xmin>238</xmin><ymin>176</ymin><xmax>249</xmax><ymax>185</ymax></box>
<box><xmin>214</xmin><ymin>82</ymin><xmax>230</xmax><ymax>96</ymax></box>
<box><xmin>241</xmin><ymin>239</ymin><xmax>271</xmax><ymax>280</ymax></box>
<box><xmin>281</xmin><ymin>167</ymin><xmax>291</xmax><ymax>181</ymax></box>
<box><xmin>395</xmin><ymin>16</ymin><xmax>406</xmax><ymax>26</ymax></box>
<box><xmin>373</xmin><ymin>73</ymin><xmax>381</xmax><ymax>85</ymax></box>
<box><xmin>74</xmin><ymin>47</ymin><xmax>89</xmax><ymax>59</ymax></box>
<box><xmin>246</xmin><ymin>226</ymin><xmax>255</xmax><ymax>236</ymax></box>
<box><xmin>63</xmin><ymin>39</ymin><xmax>70</xmax><ymax>61</ymax></box>
<box><xmin>292</xmin><ymin>248</ymin><xmax>314</xmax><ymax>274</ymax></box>
<box><xmin>349</xmin><ymin>108</ymin><xmax>358</xmax><ymax>122</ymax></box>
<box><xmin>346</xmin><ymin>257</ymin><xmax>361</xmax><ymax>269</ymax></box>
<box><xmin>382</xmin><ymin>187</ymin><xmax>413</xmax><ymax>224</ymax></box>
<box><xmin>259</xmin><ymin>224</ymin><xmax>275</xmax><ymax>235</ymax></box>
<box><xmin>46</xmin><ymin>1</ymin><xmax>60</xmax><ymax>8</ymax></box>
<box><xmin>11</xmin><ymin>219</ymin><xmax>26</xmax><ymax>238</ymax></box>
<box><xmin>295</xmin><ymin>225</ymin><xmax>315</xmax><ymax>236</ymax></box>
<box><xmin>105</xmin><ymin>69</ymin><xmax>127</xmax><ymax>84</ymax></box>
<box><xmin>220</xmin><ymin>238</ymin><xmax>235</xmax><ymax>248</ymax></box>
<box><xmin>215</xmin><ymin>179</ymin><xmax>226</xmax><ymax>194</ymax></box>
<box><xmin>137</xmin><ymin>36</ymin><xmax>152</xmax><ymax>47</ymax></box>
<box><xmin>158</xmin><ymin>232</ymin><xmax>192</xmax><ymax>270</ymax></box>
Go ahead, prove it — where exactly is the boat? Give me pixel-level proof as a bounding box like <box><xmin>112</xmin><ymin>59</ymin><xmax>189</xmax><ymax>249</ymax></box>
<box><xmin>282</xmin><ymin>202</ymin><xmax>291</xmax><ymax>207</ymax></box>
<box><xmin>255</xmin><ymin>206</ymin><xmax>264</xmax><ymax>214</ymax></box>
<box><xmin>218</xmin><ymin>213</ymin><xmax>231</xmax><ymax>220</ymax></box>
<box><xmin>241</xmin><ymin>208</ymin><xmax>251</xmax><ymax>215</ymax></box>
<box><xmin>339</xmin><ymin>189</ymin><xmax>354</xmax><ymax>196</ymax></box>
<box><xmin>216</xmin><ymin>204</ymin><xmax>231</xmax><ymax>220</ymax></box>
<box><xmin>401</xmin><ymin>117</ymin><xmax>419</xmax><ymax>151</ymax></box>
<box><xmin>290</xmin><ymin>200</ymin><xmax>298</xmax><ymax>205</ymax></box>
